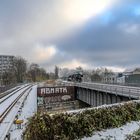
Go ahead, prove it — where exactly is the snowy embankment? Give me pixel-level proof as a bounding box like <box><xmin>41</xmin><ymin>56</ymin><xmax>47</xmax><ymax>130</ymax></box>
<box><xmin>83</xmin><ymin>121</ymin><xmax>140</xmax><ymax>140</ymax></box>
<box><xmin>67</xmin><ymin>100</ymin><xmax>140</xmax><ymax>140</ymax></box>
<box><xmin>0</xmin><ymin>85</ymin><xmax>33</xmax><ymax>140</ymax></box>
<box><xmin>10</xmin><ymin>85</ymin><xmax>37</xmax><ymax>140</ymax></box>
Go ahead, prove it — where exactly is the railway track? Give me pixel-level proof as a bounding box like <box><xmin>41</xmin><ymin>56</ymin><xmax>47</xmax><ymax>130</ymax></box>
<box><xmin>0</xmin><ymin>85</ymin><xmax>33</xmax><ymax>123</ymax></box>
<box><xmin>0</xmin><ymin>84</ymin><xmax>31</xmax><ymax>104</ymax></box>
<box><xmin>0</xmin><ymin>86</ymin><xmax>20</xmax><ymax>98</ymax></box>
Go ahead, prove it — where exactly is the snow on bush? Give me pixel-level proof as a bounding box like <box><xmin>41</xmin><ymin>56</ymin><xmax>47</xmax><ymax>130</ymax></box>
<box><xmin>24</xmin><ymin>101</ymin><xmax>140</xmax><ymax>140</ymax></box>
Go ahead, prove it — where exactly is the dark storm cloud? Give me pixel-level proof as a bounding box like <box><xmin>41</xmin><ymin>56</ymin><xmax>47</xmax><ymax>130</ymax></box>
<box><xmin>0</xmin><ymin>0</ymin><xmax>140</xmax><ymax>71</ymax></box>
<box><xmin>53</xmin><ymin>0</ymin><xmax>140</xmax><ymax>68</ymax></box>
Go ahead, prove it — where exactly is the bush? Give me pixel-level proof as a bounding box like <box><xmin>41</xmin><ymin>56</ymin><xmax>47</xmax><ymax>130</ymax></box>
<box><xmin>24</xmin><ymin>101</ymin><xmax>140</xmax><ymax>140</ymax></box>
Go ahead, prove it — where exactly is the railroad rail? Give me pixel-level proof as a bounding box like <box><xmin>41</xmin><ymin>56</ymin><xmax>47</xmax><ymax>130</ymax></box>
<box><xmin>0</xmin><ymin>87</ymin><xmax>20</xmax><ymax>98</ymax></box>
<box><xmin>0</xmin><ymin>84</ymin><xmax>31</xmax><ymax>104</ymax></box>
<box><xmin>0</xmin><ymin>85</ymin><xmax>32</xmax><ymax>123</ymax></box>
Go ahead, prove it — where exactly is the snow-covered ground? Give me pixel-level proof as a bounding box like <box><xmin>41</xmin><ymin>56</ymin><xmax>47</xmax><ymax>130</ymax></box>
<box><xmin>67</xmin><ymin>101</ymin><xmax>140</xmax><ymax>140</ymax></box>
<box><xmin>0</xmin><ymin>85</ymin><xmax>37</xmax><ymax>140</ymax></box>
<box><xmin>0</xmin><ymin>87</ymin><xmax>31</xmax><ymax>140</ymax></box>
<box><xmin>1</xmin><ymin>84</ymin><xmax>140</xmax><ymax>140</ymax></box>
<box><xmin>10</xmin><ymin>85</ymin><xmax>37</xmax><ymax>140</ymax></box>
<box><xmin>0</xmin><ymin>85</ymin><xmax>30</xmax><ymax>114</ymax></box>
<box><xmin>83</xmin><ymin>121</ymin><xmax>140</xmax><ymax>140</ymax></box>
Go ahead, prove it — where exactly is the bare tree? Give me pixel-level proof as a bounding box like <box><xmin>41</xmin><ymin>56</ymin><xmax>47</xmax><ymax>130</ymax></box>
<box><xmin>90</xmin><ymin>68</ymin><xmax>115</xmax><ymax>83</ymax></box>
<box><xmin>28</xmin><ymin>63</ymin><xmax>39</xmax><ymax>82</ymax></box>
<box><xmin>39</xmin><ymin>68</ymin><xmax>48</xmax><ymax>80</ymax></box>
<box><xmin>54</xmin><ymin>66</ymin><xmax>59</xmax><ymax>79</ymax></box>
<box><xmin>12</xmin><ymin>56</ymin><xmax>27</xmax><ymax>83</ymax></box>
<box><xmin>91</xmin><ymin>72</ymin><xmax>102</xmax><ymax>82</ymax></box>
<box><xmin>28</xmin><ymin>63</ymin><xmax>48</xmax><ymax>82</ymax></box>
<box><xmin>2</xmin><ymin>70</ymin><xmax>16</xmax><ymax>85</ymax></box>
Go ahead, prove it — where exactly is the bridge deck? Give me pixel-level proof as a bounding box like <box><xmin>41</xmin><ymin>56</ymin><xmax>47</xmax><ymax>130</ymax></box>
<box><xmin>63</xmin><ymin>81</ymin><xmax>140</xmax><ymax>99</ymax></box>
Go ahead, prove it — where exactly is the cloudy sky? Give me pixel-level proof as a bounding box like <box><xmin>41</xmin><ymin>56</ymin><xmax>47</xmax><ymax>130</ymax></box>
<box><xmin>0</xmin><ymin>0</ymin><xmax>140</xmax><ymax>72</ymax></box>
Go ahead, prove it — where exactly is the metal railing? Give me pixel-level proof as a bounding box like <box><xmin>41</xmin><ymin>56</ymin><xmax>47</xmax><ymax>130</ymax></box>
<box><xmin>62</xmin><ymin>81</ymin><xmax>140</xmax><ymax>99</ymax></box>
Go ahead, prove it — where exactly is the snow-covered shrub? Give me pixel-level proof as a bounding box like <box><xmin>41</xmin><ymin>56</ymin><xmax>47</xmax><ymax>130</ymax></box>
<box><xmin>24</xmin><ymin>101</ymin><xmax>140</xmax><ymax>140</ymax></box>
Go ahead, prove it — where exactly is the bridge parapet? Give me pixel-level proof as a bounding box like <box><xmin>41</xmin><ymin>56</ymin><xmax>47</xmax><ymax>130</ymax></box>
<box><xmin>62</xmin><ymin>81</ymin><xmax>140</xmax><ymax>99</ymax></box>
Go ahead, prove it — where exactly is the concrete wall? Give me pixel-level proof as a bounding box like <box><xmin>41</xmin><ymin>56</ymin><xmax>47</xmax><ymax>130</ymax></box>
<box><xmin>76</xmin><ymin>87</ymin><xmax>133</xmax><ymax>107</ymax></box>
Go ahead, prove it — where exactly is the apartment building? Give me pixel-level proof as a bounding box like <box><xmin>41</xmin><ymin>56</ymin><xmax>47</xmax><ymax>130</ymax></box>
<box><xmin>0</xmin><ymin>55</ymin><xmax>14</xmax><ymax>85</ymax></box>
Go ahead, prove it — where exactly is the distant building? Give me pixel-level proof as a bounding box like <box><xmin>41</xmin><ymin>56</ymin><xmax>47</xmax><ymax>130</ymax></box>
<box><xmin>116</xmin><ymin>68</ymin><xmax>140</xmax><ymax>86</ymax></box>
<box><xmin>125</xmin><ymin>68</ymin><xmax>140</xmax><ymax>85</ymax></box>
<box><xmin>102</xmin><ymin>73</ymin><xmax>117</xmax><ymax>84</ymax></box>
<box><xmin>132</xmin><ymin>68</ymin><xmax>140</xmax><ymax>75</ymax></box>
<box><xmin>0</xmin><ymin>55</ymin><xmax>14</xmax><ymax>85</ymax></box>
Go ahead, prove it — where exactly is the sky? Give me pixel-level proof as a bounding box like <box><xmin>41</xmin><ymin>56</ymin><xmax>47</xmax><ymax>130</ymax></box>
<box><xmin>0</xmin><ymin>0</ymin><xmax>140</xmax><ymax>72</ymax></box>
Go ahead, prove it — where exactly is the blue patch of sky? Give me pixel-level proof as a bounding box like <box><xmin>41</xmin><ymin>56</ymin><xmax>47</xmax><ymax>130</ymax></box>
<box><xmin>82</xmin><ymin>12</ymin><xmax>114</xmax><ymax>34</ymax></box>
<box><xmin>54</xmin><ymin>1</ymin><xmax>140</xmax><ymax>52</ymax></box>
<box><xmin>121</xmin><ymin>3</ymin><xmax>140</xmax><ymax>17</ymax></box>
<box><xmin>98</xmin><ymin>11</ymin><xmax>114</xmax><ymax>25</ymax></box>
<box><xmin>133</xmin><ymin>5</ymin><xmax>140</xmax><ymax>16</ymax></box>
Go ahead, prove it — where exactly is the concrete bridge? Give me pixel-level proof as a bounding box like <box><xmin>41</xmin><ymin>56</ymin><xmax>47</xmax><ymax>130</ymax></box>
<box><xmin>62</xmin><ymin>82</ymin><xmax>140</xmax><ymax>107</ymax></box>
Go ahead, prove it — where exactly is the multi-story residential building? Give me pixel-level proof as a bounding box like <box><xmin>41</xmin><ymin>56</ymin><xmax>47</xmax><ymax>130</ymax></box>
<box><xmin>102</xmin><ymin>73</ymin><xmax>117</xmax><ymax>84</ymax></box>
<box><xmin>0</xmin><ymin>55</ymin><xmax>14</xmax><ymax>85</ymax></box>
